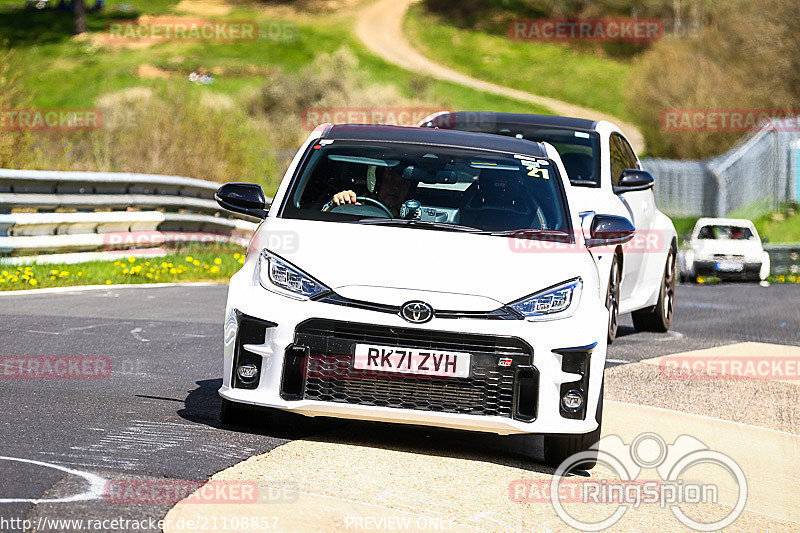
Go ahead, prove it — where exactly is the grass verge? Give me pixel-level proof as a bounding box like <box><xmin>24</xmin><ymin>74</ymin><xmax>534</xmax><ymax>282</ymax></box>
<box><xmin>0</xmin><ymin>249</ymin><xmax>245</xmax><ymax>291</ymax></box>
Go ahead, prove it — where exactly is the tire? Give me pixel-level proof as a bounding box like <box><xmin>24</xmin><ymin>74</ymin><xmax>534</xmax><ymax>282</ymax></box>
<box><xmin>543</xmin><ymin>382</ymin><xmax>604</xmax><ymax>471</ymax></box>
<box><xmin>606</xmin><ymin>255</ymin><xmax>621</xmax><ymax>343</ymax></box>
<box><xmin>632</xmin><ymin>247</ymin><xmax>676</xmax><ymax>332</ymax></box>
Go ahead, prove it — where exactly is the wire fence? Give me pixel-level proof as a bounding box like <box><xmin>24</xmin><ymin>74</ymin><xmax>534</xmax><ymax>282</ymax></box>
<box><xmin>643</xmin><ymin>119</ymin><xmax>800</xmax><ymax>218</ymax></box>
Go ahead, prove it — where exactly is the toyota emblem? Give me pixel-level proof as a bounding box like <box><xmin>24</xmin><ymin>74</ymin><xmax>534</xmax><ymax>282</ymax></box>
<box><xmin>400</xmin><ymin>301</ymin><xmax>434</xmax><ymax>324</ymax></box>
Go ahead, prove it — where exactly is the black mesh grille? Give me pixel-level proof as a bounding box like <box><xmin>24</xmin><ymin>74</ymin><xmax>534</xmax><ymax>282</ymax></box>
<box><xmin>294</xmin><ymin>319</ymin><xmax>533</xmax><ymax>419</ymax></box>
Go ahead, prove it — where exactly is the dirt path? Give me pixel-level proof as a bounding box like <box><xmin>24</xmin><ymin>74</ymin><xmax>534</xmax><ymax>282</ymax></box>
<box><xmin>354</xmin><ymin>0</ymin><xmax>645</xmax><ymax>153</ymax></box>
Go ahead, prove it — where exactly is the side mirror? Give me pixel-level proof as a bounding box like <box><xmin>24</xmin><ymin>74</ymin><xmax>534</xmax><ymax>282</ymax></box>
<box><xmin>613</xmin><ymin>169</ymin><xmax>654</xmax><ymax>194</ymax></box>
<box><xmin>586</xmin><ymin>214</ymin><xmax>635</xmax><ymax>247</ymax></box>
<box><xmin>215</xmin><ymin>182</ymin><xmax>268</xmax><ymax>219</ymax></box>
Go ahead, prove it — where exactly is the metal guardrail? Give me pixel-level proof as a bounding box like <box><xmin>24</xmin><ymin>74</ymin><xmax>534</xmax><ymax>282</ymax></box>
<box><xmin>643</xmin><ymin>117</ymin><xmax>800</xmax><ymax>217</ymax></box>
<box><xmin>764</xmin><ymin>243</ymin><xmax>800</xmax><ymax>275</ymax></box>
<box><xmin>0</xmin><ymin>169</ymin><xmax>268</xmax><ymax>263</ymax></box>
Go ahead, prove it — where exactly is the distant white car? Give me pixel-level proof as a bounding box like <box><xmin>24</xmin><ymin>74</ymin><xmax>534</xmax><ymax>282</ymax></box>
<box><xmin>419</xmin><ymin>112</ymin><xmax>678</xmax><ymax>342</ymax></box>
<box><xmin>679</xmin><ymin>218</ymin><xmax>770</xmax><ymax>282</ymax></box>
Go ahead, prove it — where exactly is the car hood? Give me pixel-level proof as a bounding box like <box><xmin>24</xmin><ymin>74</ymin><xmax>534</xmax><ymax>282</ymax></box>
<box><xmin>254</xmin><ymin>218</ymin><xmax>591</xmax><ymax>310</ymax></box>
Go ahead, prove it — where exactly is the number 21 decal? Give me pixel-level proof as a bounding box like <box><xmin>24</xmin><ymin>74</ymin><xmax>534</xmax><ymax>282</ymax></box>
<box><xmin>527</xmin><ymin>166</ymin><xmax>550</xmax><ymax>180</ymax></box>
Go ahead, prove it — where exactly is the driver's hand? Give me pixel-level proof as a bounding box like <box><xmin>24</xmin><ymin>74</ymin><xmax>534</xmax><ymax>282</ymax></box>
<box><xmin>332</xmin><ymin>190</ymin><xmax>359</xmax><ymax>205</ymax></box>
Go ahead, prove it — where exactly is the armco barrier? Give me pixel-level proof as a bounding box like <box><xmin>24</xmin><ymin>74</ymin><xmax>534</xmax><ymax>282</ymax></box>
<box><xmin>0</xmin><ymin>169</ymin><xmax>267</xmax><ymax>263</ymax></box>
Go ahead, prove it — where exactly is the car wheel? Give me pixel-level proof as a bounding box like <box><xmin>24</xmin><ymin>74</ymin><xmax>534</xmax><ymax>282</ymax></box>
<box><xmin>606</xmin><ymin>255</ymin><xmax>621</xmax><ymax>343</ymax></box>
<box><xmin>632</xmin><ymin>247</ymin><xmax>676</xmax><ymax>332</ymax></box>
<box><xmin>543</xmin><ymin>381</ymin><xmax>604</xmax><ymax>471</ymax></box>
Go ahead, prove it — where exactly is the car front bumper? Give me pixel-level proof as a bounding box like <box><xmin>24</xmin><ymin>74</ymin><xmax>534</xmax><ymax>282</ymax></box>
<box><xmin>219</xmin><ymin>266</ymin><xmax>608</xmax><ymax>436</ymax></box>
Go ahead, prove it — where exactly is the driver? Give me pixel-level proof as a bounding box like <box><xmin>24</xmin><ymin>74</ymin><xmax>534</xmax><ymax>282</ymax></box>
<box><xmin>331</xmin><ymin>166</ymin><xmax>411</xmax><ymax>217</ymax></box>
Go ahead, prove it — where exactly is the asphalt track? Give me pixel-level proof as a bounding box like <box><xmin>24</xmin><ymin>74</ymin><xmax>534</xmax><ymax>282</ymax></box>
<box><xmin>0</xmin><ymin>282</ymin><xmax>798</xmax><ymax>532</ymax></box>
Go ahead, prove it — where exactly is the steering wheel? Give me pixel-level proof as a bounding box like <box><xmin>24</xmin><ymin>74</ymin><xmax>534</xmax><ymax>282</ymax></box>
<box><xmin>322</xmin><ymin>196</ymin><xmax>394</xmax><ymax>218</ymax></box>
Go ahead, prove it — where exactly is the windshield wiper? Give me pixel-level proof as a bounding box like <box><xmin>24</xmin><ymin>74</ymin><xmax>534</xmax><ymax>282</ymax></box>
<box><xmin>484</xmin><ymin>228</ymin><xmax>572</xmax><ymax>241</ymax></box>
<box><xmin>354</xmin><ymin>218</ymin><xmax>484</xmax><ymax>233</ymax></box>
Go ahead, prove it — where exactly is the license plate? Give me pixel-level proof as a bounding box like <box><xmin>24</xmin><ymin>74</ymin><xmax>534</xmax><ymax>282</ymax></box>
<box><xmin>715</xmin><ymin>260</ymin><xmax>744</xmax><ymax>272</ymax></box>
<box><xmin>353</xmin><ymin>344</ymin><xmax>471</xmax><ymax>378</ymax></box>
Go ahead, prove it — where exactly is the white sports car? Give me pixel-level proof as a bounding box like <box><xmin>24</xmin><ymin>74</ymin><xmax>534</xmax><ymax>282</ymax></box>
<box><xmin>215</xmin><ymin>124</ymin><xmax>636</xmax><ymax>468</ymax></box>
<box><xmin>419</xmin><ymin>112</ymin><xmax>678</xmax><ymax>342</ymax></box>
<box><xmin>679</xmin><ymin>217</ymin><xmax>770</xmax><ymax>282</ymax></box>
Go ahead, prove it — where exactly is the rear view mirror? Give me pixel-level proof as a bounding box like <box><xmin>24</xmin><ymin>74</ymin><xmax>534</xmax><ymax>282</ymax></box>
<box><xmin>401</xmin><ymin>166</ymin><xmax>457</xmax><ymax>184</ymax></box>
<box><xmin>586</xmin><ymin>214</ymin><xmax>635</xmax><ymax>247</ymax></box>
<box><xmin>614</xmin><ymin>169</ymin><xmax>654</xmax><ymax>194</ymax></box>
<box><xmin>216</xmin><ymin>182</ymin><xmax>268</xmax><ymax>219</ymax></box>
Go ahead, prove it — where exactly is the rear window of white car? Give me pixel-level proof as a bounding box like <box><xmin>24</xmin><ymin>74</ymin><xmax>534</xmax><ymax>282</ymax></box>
<box><xmin>697</xmin><ymin>225</ymin><xmax>755</xmax><ymax>240</ymax></box>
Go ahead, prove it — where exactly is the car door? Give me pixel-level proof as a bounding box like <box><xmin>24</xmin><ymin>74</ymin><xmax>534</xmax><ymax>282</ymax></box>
<box><xmin>611</xmin><ymin>133</ymin><xmax>656</xmax><ymax>301</ymax></box>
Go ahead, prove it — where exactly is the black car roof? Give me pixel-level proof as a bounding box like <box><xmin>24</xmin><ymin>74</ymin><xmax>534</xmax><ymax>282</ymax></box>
<box><xmin>422</xmin><ymin>112</ymin><xmax>598</xmax><ymax>132</ymax></box>
<box><xmin>322</xmin><ymin>124</ymin><xmax>548</xmax><ymax>157</ymax></box>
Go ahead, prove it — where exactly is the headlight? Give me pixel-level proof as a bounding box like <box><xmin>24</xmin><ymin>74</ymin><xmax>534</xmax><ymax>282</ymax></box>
<box><xmin>507</xmin><ymin>278</ymin><xmax>582</xmax><ymax>320</ymax></box>
<box><xmin>258</xmin><ymin>250</ymin><xmax>329</xmax><ymax>299</ymax></box>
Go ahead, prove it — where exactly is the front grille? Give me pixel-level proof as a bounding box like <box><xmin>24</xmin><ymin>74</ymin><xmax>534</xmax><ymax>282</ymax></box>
<box><xmin>293</xmin><ymin>319</ymin><xmax>534</xmax><ymax>419</ymax></box>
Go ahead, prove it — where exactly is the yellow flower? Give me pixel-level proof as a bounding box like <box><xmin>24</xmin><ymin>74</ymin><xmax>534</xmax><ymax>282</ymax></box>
<box><xmin>11</xmin><ymin>277</ymin><xmax>18</xmax><ymax>282</ymax></box>
<box><xmin>697</xmin><ymin>275</ymin><xmax>705</xmax><ymax>284</ymax></box>
<box><xmin>233</xmin><ymin>253</ymin><xmax>240</xmax><ymax>259</ymax></box>
<box><xmin>210</xmin><ymin>265</ymin><xmax>220</xmax><ymax>274</ymax></box>
<box><xmin>77</xmin><ymin>271</ymin><xmax>83</xmax><ymax>277</ymax></box>
<box><xmin>114</xmin><ymin>261</ymin><xmax>121</xmax><ymax>267</ymax></box>
<box><xmin>128</xmin><ymin>256</ymin><xmax>136</xmax><ymax>263</ymax></box>
<box><xmin>146</xmin><ymin>273</ymin><xmax>153</xmax><ymax>279</ymax></box>
<box><xmin>59</xmin><ymin>271</ymin><xmax>69</xmax><ymax>277</ymax></box>
<box><xmin>185</xmin><ymin>256</ymin><xmax>194</xmax><ymax>262</ymax></box>
<box><xmin>238</xmin><ymin>257</ymin><xmax>245</xmax><ymax>264</ymax></box>
<box><xmin>144</xmin><ymin>261</ymin><xmax>150</xmax><ymax>266</ymax></box>
<box><xmin>161</xmin><ymin>262</ymin><xmax>169</xmax><ymax>269</ymax></box>
<box><xmin>29</xmin><ymin>279</ymin><xmax>38</xmax><ymax>286</ymax></box>
<box><xmin>214</xmin><ymin>258</ymin><xmax>222</xmax><ymax>265</ymax></box>
<box><xmin>778</xmin><ymin>275</ymin><xmax>785</xmax><ymax>283</ymax></box>
<box><xmin>51</xmin><ymin>276</ymin><xmax>56</xmax><ymax>280</ymax></box>
<box><xmin>106</xmin><ymin>280</ymin><xmax>112</xmax><ymax>285</ymax></box>
<box><xmin>50</xmin><ymin>269</ymin><xmax>58</xmax><ymax>275</ymax></box>
<box><xmin>169</xmin><ymin>268</ymin><xmax>177</xmax><ymax>274</ymax></box>
<box><xmin>1</xmin><ymin>270</ymin><xmax>7</xmax><ymax>276</ymax></box>
<box><xmin>122</xmin><ymin>268</ymin><xmax>129</xmax><ymax>274</ymax></box>
<box><xmin>0</xmin><ymin>278</ymin><xmax>6</xmax><ymax>283</ymax></box>
<box><xmin>193</xmin><ymin>260</ymin><xmax>200</xmax><ymax>266</ymax></box>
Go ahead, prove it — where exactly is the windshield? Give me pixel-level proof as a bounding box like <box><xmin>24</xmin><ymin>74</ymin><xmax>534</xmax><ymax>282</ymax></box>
<box><xmin>437</xmin><ymin>124</ymin><xmax>600</xmax><ymax>187</ymax></box>
<box><xmin>697</xmin><ymin>225</ymin><xmax>755</xmax><ymax>240</ymax></box>
<box><xmin>279</xmin><ymin>140</ymin><xmax>571</xmax><ymax>235</ymax></box>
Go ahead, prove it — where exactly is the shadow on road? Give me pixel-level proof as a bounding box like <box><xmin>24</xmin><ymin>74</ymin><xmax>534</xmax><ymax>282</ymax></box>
<box><xmin>178</xmin><ymin>379</ymin><xmax>557</xmax><ymax>476</ymax></box>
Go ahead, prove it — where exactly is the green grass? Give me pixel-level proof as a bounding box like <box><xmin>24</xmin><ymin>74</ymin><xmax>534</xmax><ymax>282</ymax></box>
<box><xmin>404</xmin><ymin>3</ymin><xmax>634</xmax><ymax>120</ymax></box>
<box><xmin>753</xmin><ymin>204</ymin><xmax>800</xmax><ymax>243</ymax></box>
<box><xmin>0</xmin><ymin>249</ymin><xmax>245</xmax><ymax>290</ymax></box>
<box><xmin>6</xmin><ymin>6</ymin><xmax>552</xmax><ymax>114</ymax></box>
